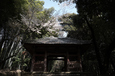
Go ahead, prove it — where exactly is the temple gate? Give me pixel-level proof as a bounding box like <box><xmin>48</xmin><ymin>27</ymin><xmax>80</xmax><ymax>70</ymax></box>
<box><xmin>24</xmin><ymin>37</ymin><xmax>90</xmax><ymax>72</ymax></box>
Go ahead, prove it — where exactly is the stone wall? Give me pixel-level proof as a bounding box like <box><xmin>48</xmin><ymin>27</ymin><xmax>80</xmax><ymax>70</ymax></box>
<box><xmin>0</xmin><ymin>70</ymin><xmax>17</xmax><ymax>76</ymax></box>
<box><xmin>0</xmin><ymin>70</ymin><xmax>93</xmax><ymax>76</ymax></box>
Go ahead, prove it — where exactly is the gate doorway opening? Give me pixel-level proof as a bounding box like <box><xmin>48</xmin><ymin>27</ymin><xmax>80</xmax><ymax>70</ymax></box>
<box><xmin>47</xmin><ymin>56</ymin><xmax>67</xmax><ymax>72</ymax></box>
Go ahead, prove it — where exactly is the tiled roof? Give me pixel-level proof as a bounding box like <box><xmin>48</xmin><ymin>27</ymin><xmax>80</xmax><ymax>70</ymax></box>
<box><xmin>25</xmin><ymin>37</ymin><xmax>91</xmax><ymax>44</ymax></box>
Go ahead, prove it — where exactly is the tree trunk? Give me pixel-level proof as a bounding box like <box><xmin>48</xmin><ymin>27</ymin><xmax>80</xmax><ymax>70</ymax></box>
<box><xmin>84</xmin><ymin>15</ymin><xmax>105</xmax><ymax>74</ymax></box>
<box><xmin>84</xmin><ymin>15</ymin><xmax>115</xmax><ymax>75</ymax></box>
<box><xmin>103</xmin><ymin>38</ymin><xmax>115</xmax><ymax>74</ymax></box>
<box><xmin>111</xmin><ymin>58</ymin><xmax>115</xmax><ymax>74</ymax></box>
<box><xmin>0</xmin><ymin>36</ymin><xmax>5</xmax><ymax>54</ymax></box>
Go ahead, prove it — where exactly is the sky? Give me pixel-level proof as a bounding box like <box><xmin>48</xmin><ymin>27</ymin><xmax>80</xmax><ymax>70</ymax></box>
<box><xmin>42</xmin><ymin>0</ymin><xmax>78</xmax><ymax>16</ymax></box>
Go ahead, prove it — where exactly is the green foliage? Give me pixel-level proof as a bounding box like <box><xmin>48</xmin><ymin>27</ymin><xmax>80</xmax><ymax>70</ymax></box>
<box><xmin>45</xmin><ymin>31</ymin><xmax>58</xmax><ymax>37</ymax></box>
<box><xmin>76</xmin><ymin>0</ymin><xmax>115</xmax><ymax>75</ymax></box>
<box><xmin>54</xmin><ymin>0</ymin><xmax>115</xmax><ymax>75</ymax></box>
<box><xmin>59</xmin><ymin>13</ymin><xmax>91</xmax><ymax>40</ymax></box>
<box><xmin>0</xmin><ymin>0</ymin><xmax>57</xmax><ymax>70</ymax></box>
<box><xmin>20</xmin><ymin>0</ymin><xmax>56</xmax><ymax>40</ymax></box>
<box><xmin>63</xmin><ymin>25</ymin><xmax>77</xmax><ymax>31</ymax></box>
<box><xmin>76</xmin><ymin>0</ymin><xmax>115</xmax><ymax>51</ymax></box>
<box><xmin>37</xmin><ymin>7</ymin><xmax>55</xmax><ymax>23</ymax></box>
<box><xmin>0</xmin><ymin>0</ymin><xmax>28</xmax><ymax>28</ymax></box>
<box><xmin>12</xmin><ymin>50</ymin><xmax>31</xmax><ymax>70</ymax></box>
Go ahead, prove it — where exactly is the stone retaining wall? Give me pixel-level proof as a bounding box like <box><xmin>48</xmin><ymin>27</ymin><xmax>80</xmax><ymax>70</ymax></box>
<box><xmin>0</xmin><ymin>70</ymin><xmax>93</xmax><ymax>76</ymax></box>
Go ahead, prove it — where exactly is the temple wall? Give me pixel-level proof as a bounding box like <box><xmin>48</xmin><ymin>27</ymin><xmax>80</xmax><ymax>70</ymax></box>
<box><xmin>31</xmin><ymin>51</ymin><xmax>82</xmax><ymax>72</ymax></box>
<box><xmin>33</xmin><ymin>61</ymin><xmax>44</xmax><ymax>71</ymax></box>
